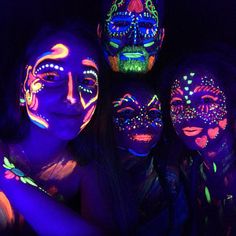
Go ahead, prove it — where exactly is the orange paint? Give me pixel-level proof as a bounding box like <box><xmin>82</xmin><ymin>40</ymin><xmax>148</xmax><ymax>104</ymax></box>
<box><xmin>80</xmin><ymin>105</ymin><xmax>96</xmax><ymax>131</ymax></box>
<box><xmin>207</xmin><ymin>127</ymin><xmax>219</xmax><ymax>139</ymax></box>
<box><xmin>171</xmin><ymin>97</ymin><xmax>182</xmax><ymax>104</ymax></box>
<box><xmin>219</xmin><ymin>118</ymin><xmax>227</xmax><ymax>130</ymax></box>
<box><xmin>195</xmin><ymin>135</ymin><xmax>208</xmax><ymax>149</ymax></box>
<box><xmin>66</xmin><ymin>72</ymin><xmax>76</xmax><ymax>104</ymax></box>
<box><xmin>82</xmin><ymin>59</ymin><xmax>99</xmax><ymax>71</ymax></box>
<box><xmin>0</xmin><ymin>191</ymin><xmax>15</xmax><ymax>226</ymax></box>
<box><xmin>38</xmin><ymin>160</ymin><xmax>77</xmax><ymax>181</ymax></box>
<box><xmin>182</xmin><ymin>127</ymin><xmax>203</xmax><ymax>136</ymax></box>
<box><xmin>132</xmin><ymin>134</ymin><xmax>153</xmax><ymax>142</ymax></box>
<box><xmin>128</xmin><ymin>0</ymin><xmax>144</xmax><ymax>13</ymax></box>
<box><xmin>148</xmin><ymin>56</ymin><xmax>155</xmax><ymax>71</ymax></box>
<box><xmin>201</xmin><ymin>95</ymin><xmax>218</xmax><ymax>101</ymax></box>
<box><xmin>32</xmin><ymin>44</ymin><xmax>69</xmax><ymax>75</ymax></box>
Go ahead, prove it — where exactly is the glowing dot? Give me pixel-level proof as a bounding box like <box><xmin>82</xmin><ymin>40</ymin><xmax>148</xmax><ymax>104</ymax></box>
<box><xmin>50</xmin><ymin>64</ymin><xmax>54</xmax><ymax>68</ymax></box>
<box><xmin>213</xmin><ymin>162</ymin><xmax>217</xmax><ymax>173</ymax></box>
<box><xmin>183</xmin><ymin>76</ymin><xmax>188</xmax><ymax>80</ymax></box>
<box><xmin>184</xmin><ymin>87</ymin><xmax>189</xmax><ymax>91</ymax></box>
<box><xmin>186</xmin><ymin>100</ymin><xmax>191</xmax><ymax>104</ymax></box>
<box><xmin>189</xmin><ymin>91</ymin><xmax>193</xmax><ymax>95</ymax></box>
<box><xmin>59</xmin><ymin>67</ymin><xmax>64</xmax><ymax>71</ymax></box>
<box><xmin>46</xmin><ymin>64</ymin><xmax>49</xmax><ymax>67</ymax></box>
<box><xmin>42</xmin><ymin>65</ymin><xmax>45</xmax><ymax>68</ymax></box>
<box><xmin>205</xmin><ymin>186</ymin><xmax>211</xmax><ymax>203</ymax></box>
<box><xmin>54</xmin><ymin>65</ymin><xmax>59</xmax><ymax>70</ymax></box>
<box><xmin>190</xmin><ymin>72</ymin><xmax>195</xmax><ymax>76</ymax></box>
<box><xmin>188</xmin><ymin>80</ymin><xmax>192</xmax><ymax>84</ymax></box>
<box><xmin>184</xmin><ymin>95</ymin><xmax>189</xmax><ymax>100</ymax></box>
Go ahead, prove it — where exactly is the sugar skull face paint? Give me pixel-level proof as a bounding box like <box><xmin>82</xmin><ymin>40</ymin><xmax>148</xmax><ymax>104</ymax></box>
<box><xmin>112</xmin><ymin>85</ymin><xmax>163</xmax><ymax>156</ymax></box>
<box><xmin>23</xmin><ymin>36</ymin><xmax>99</xmax><ymax>140</ymax></box>
<box><xmin>102</xmin><ymin>0</ymin><xmax>164</xmax><ymax>73</ymax></box>
<box><xmin>170</xmin><ymin>71</ymin><xmax>228</xmax><ymax>150</ymax></box>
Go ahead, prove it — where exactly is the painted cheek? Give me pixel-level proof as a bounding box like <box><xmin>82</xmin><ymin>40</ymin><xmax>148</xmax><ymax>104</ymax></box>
<box><xmin>80</xmin><ymin>105</ymin><xmax>96</xmax><ymax>132</ymax></box>
<box><xmin>219</xmin><ymin>118</ymin><xmax>227</xmax><ymax>130</ymax></box>
<box><xmin>207</xmin><ymin>127</ymin><xmax>219</xmax><ymax>139</ymax></box>
<box><xmin>195</xmin><ymin>135</ymin><xmax>208</xmax><ymax>149</ymax></box>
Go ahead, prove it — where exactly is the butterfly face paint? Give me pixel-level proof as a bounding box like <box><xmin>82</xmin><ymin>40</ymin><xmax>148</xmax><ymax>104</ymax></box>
<box><xmin>112</xmin><ymin>86</ymin><xmax>163</xmax><ymax>156</ymax></box>
<box><xmin>23</xmin><ymin>37</ymin><xmax>99</xmax><ymax>140</ymax></box>
<box><xmin>102</xmin><ymin>0</ymin><xmax>164</xmax><ymax>73</ymax></box>
<box><xmin>170</xmin><ymin>71</ymin><xmax>227</xmax><ymax>150</ymax></box>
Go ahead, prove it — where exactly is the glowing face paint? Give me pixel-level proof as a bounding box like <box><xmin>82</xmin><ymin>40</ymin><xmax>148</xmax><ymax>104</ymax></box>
<box><xmin>102</xmin><ymin>0</ymin><xmax>164</xmax><ymax>73</ymax></box>
<box><xmin>112</xmin><ymin>87</ymin><xmax>162</xmax><ymax>156</ymax></box>
<box><xmin>170</xmin><ymin>71</ymin><xmax>228</xmax><ymax>150</ymax></box>
<box><xmin>23</xmin><ymin>38</ymin><xmax>99</xmax><ymax>139</ymax></box>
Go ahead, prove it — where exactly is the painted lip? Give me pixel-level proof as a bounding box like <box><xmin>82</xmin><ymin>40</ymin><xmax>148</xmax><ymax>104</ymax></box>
<box><xmin>121</xmin><ymin>52</ymin><xmax>144</xmax><ymax>59</ymax></box>
<box><xmin>182</xmin><ymin>127</ymin><xmax>203</xmax><ymax>136</ymax></box>
<box><xmin>131</xmin><ymin>134</ymin><xmax>154</xmax><ymax>143</ymax></box>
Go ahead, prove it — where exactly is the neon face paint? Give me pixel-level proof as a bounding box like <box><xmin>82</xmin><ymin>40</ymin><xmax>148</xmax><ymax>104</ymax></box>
<box><xmin>23</xmin><ymin>37</ymin><xmax>99</xmax><ymax>139</ymax></box>
<box><xmin>102</xmin><ymin>0</ymin><xmax>164</xmax><ymax>73</ymax></box>
<box><xmin>170</xmin><ymin>71</ymin><xmax>227</xmax><ymax>150</ymax></box>
<box><xmin>112</xmin><ymin>86</ymin><xmax>162</xmax><ymax>156</ymax></box>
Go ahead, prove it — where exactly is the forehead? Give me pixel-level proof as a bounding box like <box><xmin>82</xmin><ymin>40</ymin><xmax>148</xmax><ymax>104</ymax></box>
<box><xmin>28</xmin><ymin>33</ymin><xmax>97</xmax><ymax>65</ymax></box>
<box><xmin>173</xmin><ymin>70</ymin><xmax>220</xmax><ymax>91</ymax></box>
<box><xmin>113</xmin><ymin>84</ymin><xmax>158</xmax><ymax>104</ymax></box>
<box><xmin>106</xmin><ymin>0</ymin><xmax>158</xmax><ymax>12</ymax></box>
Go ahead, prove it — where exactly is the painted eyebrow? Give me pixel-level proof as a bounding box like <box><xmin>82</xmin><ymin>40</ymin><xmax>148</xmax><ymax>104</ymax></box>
<box><xmin>193</xmin><ymin>86</ymin><xmax>221</xmax><ymax>95</ymax></box>
<box><xmin>171</xmin><ymin>88</ymin><xmax>184</xmax><ymax>96</ymax></box>
<box><xmin>112</xmin><ymin>93</ymin><xmax>139</xmax><ymax>108</ymax></box>
<box><xmin>147</xmin><ymin>95</ymin><xmax>160</xmax><ymax>107</ymax></box>
<box><xmin>82</xmin><ymin>59</ymin><xmax>99</xmax><ymax>72</ymax></box>
<box><xmin>32</xmin><ymin>44</ymin><xmax>69</xmax><ymax>75</ymax></box>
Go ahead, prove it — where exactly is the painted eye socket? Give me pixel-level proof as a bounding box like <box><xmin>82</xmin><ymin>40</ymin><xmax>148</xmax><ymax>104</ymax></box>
<box><xmin>38</xmin><ymin>72</ymin><xmax>60</xmax><ymax>82</ymax></box>
<box><xmin>113</xmin><ymin>21</ymin><xmax>130</xmax><ymax>27</ymax></box>
<box><xmin>108</xmin><ymin>15</ymin><xmax>132</xmax><ymax>34</ymax></box>
<box><xmin>81</xmin><ymin>77</ymin><xmax>96</xmax><ymax>87</ymax></box>
<box><xmin>117</xmin><ymin>107</ymin><xmax>135</xmax><ymax>118</ymax></box>
<box><xmin>170</xmin><ymin>97</ymin><xmax>183</xmax><ymax>106</ymax></box>
<box><xmin>148</xmin><ymin>108</ymin><xmax>162</xmax><ymax>119</ymax></box>
<box><xmin>201</xmin><ymin>95</ymin><xmax>218</xmax><ymax>104</ymax></box>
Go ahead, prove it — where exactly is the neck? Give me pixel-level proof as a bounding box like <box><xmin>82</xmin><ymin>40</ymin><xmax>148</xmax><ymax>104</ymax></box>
<box><xmin>198</xmin><ymin>131</ymin><xmax>234</xmax><ymax>175</ymax></box>
<box><xmin>18</xmin><ymin>124</ymin><xmax>69</xmax><ymax>169</ymax></box>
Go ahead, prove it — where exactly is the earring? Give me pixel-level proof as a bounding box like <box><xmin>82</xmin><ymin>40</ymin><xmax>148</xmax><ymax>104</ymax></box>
<box><xmin>19</xmin><ymin>97</ymin><xmax>26</xmax><ymax>106</ymax></box>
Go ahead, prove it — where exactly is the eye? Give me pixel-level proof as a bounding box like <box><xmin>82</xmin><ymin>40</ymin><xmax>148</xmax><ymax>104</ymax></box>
<box><xmin>117</xmin><ymin>107</ymin><xmax>135</xmax><ymax>119</ymax></box>
<box><xmin>148</xmin><ymin>108</ymin><xmax>162</xmax><ymax>119</ymax></box>
<box><xmin>201</xmin><ymin>95</ymin><xmax>218</xmax><ymax>104</ymax></box>
<box><xmin>81</xmin><ymin>77</ymin><xmax>96</xmax><ymax>87</ymax></box>
<box><xmin>38</xmin><ymin>72</ymin><xmax>60</xmax><ymax>82</ymax></box>
<box><xmin>114</xmin><ymin>21</ymin><xmax>130</xmax><ymax>27</ymax></box>
<box><xmin>138</xmin><ymin>21</ymin><xmax>154</xmax><ymax>29</ymax></box>
<box><xmin>170</xmin><ymin>97</ymin><xmax>183</xmax><ymax>106</ymax></box>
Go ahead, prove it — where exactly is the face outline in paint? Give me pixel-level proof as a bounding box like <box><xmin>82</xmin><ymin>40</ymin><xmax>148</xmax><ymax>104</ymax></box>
<box><xmin>23</xmin><ymin>35</ymin><xmax>99</xmax><ymax>140</ymax></box>
<box><xmin>112</xmin><ymin>85</ymin><xmax>163</xmax><ymax>156</ymax></box>
<box><xmin>102</xmin><ymin>0</ymin><xmax>164</xmax><ymax>74</ymax></box>
<box><xmin>170</xmin><ymin>70</ymin><xmax>228</xmax><ymax>150</ymax></box>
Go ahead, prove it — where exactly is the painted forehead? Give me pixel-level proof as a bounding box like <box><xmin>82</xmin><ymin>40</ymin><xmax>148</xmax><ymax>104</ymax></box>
<box><xmin>28</xmin><ymin>42</ymin><xmax>98</xmax><ymax>72</ymax></box>
<box><xmin>106</xmin><ymin>0</ymin><xmax>159</xmax><ymax>17</ymax></box>
<box><xmin>172</xmin><ymin>72</ymin><xmax>222</xmax><ymax>95</ymax></box>
<box><xmin>113</xmin><ymin>92</ymin><xmax>160</xmax><ymax>107</ymax></box>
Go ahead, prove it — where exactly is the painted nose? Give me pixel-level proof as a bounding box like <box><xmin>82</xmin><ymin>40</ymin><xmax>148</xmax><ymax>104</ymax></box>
<box><xmin>65</xmin><ymin>72</ymin><xmax>79</xmax><ymax>105</ymax></box>
<box><xmin>183</xmin><ymin>106</ymin><xmax>197</xmax><ymax>120</ymax></box>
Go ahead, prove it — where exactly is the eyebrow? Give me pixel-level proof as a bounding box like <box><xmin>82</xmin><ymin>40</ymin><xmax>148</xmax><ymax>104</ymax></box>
<box><xmin>82</xmin><ymin>59</ymin><xmax>99</xmax><ymax>72</ymax></box>
<box><xmin>193</xmin><ymin>86</ymin><xmax>221</xmax><ymax>95</ymax></box>
<box><xmin>32</xmin><ymin>44</ymin><xmax>69</xmax><ymax>75</ymax></box>
<box><xmin>147</xmin><ymin>95</ymin><xmax>160</xmax><ymax>107</ymax></box>
<box><xmin>171</xmin><ymin>88</ymin><xmax>184</xmax><ymax>96</ymax></box>
<box><xmin>112</xmin><ymin>93</ymin><xmax>139</xmax><ymax>107</ymax></box>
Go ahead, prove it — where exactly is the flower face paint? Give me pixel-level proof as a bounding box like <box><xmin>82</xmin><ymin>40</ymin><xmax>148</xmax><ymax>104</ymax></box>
<box><xmin>102</xmin><ymin>0</ymin><xmax>164</xmax><ymax>73</ymax></box>
<box><xmin>23</xmin><ymin>37</ymin><xmax>99</xmax><ymax>140</ymax></box>
<box><xmin>170</xmin><ymin>71</ymin><xmax>227</xmax><ymax>150</ymax></box>
<box><xmin>113</xmin><ymin>86</ymin><xmax>163</xmax><ymax>156</ymax></box>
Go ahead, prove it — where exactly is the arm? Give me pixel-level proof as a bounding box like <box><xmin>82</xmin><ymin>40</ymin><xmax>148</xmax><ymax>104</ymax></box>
<box><xmin>0</xmin><ymin>157</ymin><xmax>102</xmax><ymax>236</ymax></box>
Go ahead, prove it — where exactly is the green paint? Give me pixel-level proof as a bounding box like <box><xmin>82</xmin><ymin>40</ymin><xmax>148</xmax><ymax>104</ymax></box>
<box><xmin>205</xmin><ymin>186</ymin><xmax>211</xmax><ymax>203</ymax></box>
<box><xmin>144</xmin><ymin>41</ymin><xmax>155</xmax><ymax>47</ymax></box>
<box><xmin>213</xmin><ymin>162</ymin><xmax>217</xmax><ymax>173</ymax></box>
<box><xmin>187</xmin><ymin>80</ymin><xmax>193</xmax><ymax>84</ymax></box>
<box><xmin>186</xmin><ymin>100</ymin><xmax>191</xmax><ymax>104</ymax></box>
<box><xmin>109</xmin><ymin>41</ymin><xmax>119</xmax><ymax>49</ymax></box>
<box><xmin>189</xmin><ymin>91</ymin><xmax>193</xmax><ymax>95</ymax></box>
<box><xmin>190</xmin><ymin>72</ymin><xmax>195</xmax><ymax>76</ymax></box>
<box><xmin>184</xmin><ymin>95</ymin><xmax>189</xmax><ymax>100</ymax></box>
<box><xmin>184</xmin><ymin>87</ymin><xmax>189</xmax><ymax>91</ymax></box>
<box><xmin>183</xmin><ymin>75</ymin><xmax>188</xmax><ymax>80</ymax></box>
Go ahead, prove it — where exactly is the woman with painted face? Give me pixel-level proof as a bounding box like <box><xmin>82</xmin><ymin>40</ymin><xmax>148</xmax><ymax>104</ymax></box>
<box><xmin>108</xmin><ymin>77</ymin><xmax>187</xmax><ymax>235</ymax></box>
<box><xmin>169</xmin><ymin>53</ymin><xmax>236</xmax><ymax>235</ymax></box>
<box><xmin>0</xmin><ymin>24</ymin><xmax>103</xmax><ymax>235</ymax></box>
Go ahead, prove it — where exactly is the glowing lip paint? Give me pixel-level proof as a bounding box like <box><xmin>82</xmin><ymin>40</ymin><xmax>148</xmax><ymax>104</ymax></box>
<box><xmin>182</xmin><ymin>127</ymin><xmax>203</xmax><ymax>136</ymax></box>
<box><xmin>131</xmin><ymin>134</ymin><xmax>153</xmax><ymax>142</ymax></box>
